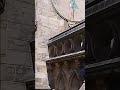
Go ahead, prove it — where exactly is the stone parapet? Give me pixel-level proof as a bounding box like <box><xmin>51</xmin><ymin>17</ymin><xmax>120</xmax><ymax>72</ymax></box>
<box><xmin>47</xmin><ymin>23</ymin><xmax>85</xmax><ymax>90</ymax></box>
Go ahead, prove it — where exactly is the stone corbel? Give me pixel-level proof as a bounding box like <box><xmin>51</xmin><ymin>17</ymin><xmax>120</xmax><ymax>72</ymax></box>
<box><xmin>63</xmin><ymin>61</ymin><xmax>69</xmax><ymax>69</ymax></box>
<box><xmin>55</xmin><ymin>62</ymin><xmax>60</xmax><ymax>70</ymax></box>
<box><xmin>55</xmin><ymin>62</ymin><xmax>63</xmax><ymax>76</ymax></box>
<box><xmin>75</xmin><ymin>59</ymin><xmax>80</xmax><ymax>68</ymax></box>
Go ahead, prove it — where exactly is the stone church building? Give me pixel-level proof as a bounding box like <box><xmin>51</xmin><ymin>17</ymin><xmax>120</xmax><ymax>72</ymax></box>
<box><xmin>0</xmin><ymin>0</ymin><xmax>85</xmax><ymax>90</ymax></box>
<box><xmin>35</xmin><ymin>0</ymin><xmax>85</xmax><ymax>90</ymax></box>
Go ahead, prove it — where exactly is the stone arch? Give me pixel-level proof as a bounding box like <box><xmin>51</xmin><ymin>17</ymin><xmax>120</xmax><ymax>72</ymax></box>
<box><xmin>89</xmin><ymin>21</ymin><xmax>120</xmax><ymax>60</ymax></box>
<box><xmin>63</xmin><ymin>39</ymin><xmax>74</xmax><ymax>54</ymax></box>
<box><xmin>56</xmin><ymin>71</ymin><xmax>67</xmax><ymax>90</ymax></box>
<box><xmin>56</xmin><ymin>42</ymin><xmax>64</xmax><ymax>56</ymax></box>
<box><xmin>69</xmin><ymin>70</ymin><xmax>83</xmax><ymax>90</ymax></box>
<box><xmin>48</xmin><ymin>45</ymin><xmax>57</xmax><ymax>57</ymax></box>
<box><xmin>73</xmin><ymin>35</ymin><xmax>85</xmax><ymax>52</ymax></box>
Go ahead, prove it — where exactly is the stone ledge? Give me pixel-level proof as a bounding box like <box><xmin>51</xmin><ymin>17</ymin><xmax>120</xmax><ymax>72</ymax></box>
<box><xmin>85</xmin><ymin>57</ymin><xmax>120</xmax><ymax>69</ymax></box>
<box><xmin>86</xmin><ymin>0</ymin><xmax>120</xmax><ymax>17</ymax></box>
<box><xmin>47</xmin><ymin>50</ymin><xmax>85</xmax><ymax>63</ymax></box>
<box><xmin>48</xmin><ymin>22</ymin><xmax>85</xmax><ymax>44</ymax></box>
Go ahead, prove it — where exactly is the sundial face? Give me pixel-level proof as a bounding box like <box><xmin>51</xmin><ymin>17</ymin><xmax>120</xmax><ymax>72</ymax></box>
<box><xmin>51</xmin><ymin>0</ymin><xmax>85</xmax><ymax>22</ymax></box>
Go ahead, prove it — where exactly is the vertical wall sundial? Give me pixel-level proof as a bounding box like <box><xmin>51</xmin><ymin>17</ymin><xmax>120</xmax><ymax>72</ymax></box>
<box><xmin>70</xmin><ymin>0</ymin><xmax>79</xmax><ymax>20</ymax></box>
<box><xmin>51</xmin><ymin>0</ymin><xmax>85</xmax><ymax>23</ymax></box>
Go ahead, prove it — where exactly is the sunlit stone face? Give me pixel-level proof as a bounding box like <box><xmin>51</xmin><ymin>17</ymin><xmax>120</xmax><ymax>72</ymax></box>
<box><xmin>51</xmin><ymin>0</ymin><xmax>85</xmax><ymax>22</ymax></box>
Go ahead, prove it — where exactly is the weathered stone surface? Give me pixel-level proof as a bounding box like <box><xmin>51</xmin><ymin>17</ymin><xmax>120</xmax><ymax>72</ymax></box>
<box><xmin>0</xmin><ymin>20</ymin><xmax>7</xmax><ymax>55</ymax></box>
<box><xmin>0</xmin><ymin>63</ymin><xmax>34</xmax><ymax>82</ymax></box>
<box><xmin>0</xmin><ymin>0</ymin><xmax>35</xmax><ymax>90</ymax></box>
<box><xmin>4</xmin><ymin>0</ymin><xmax>35</xmax><ymax>25</ymax></box>
<box><xmin>0</xmin><ymin>64</ymin><xmax>16</xmax><ymax>81</ymax></box>
<box><xmin>15</xmin><ymin>66</ymin><xmax>34</xmax><ymax>82</ymax></box>
<box><xmin>35</xmin><ymin>0</ymin><xmax>67</xmax><ymax>89</ymax></box>
<box><xmin>1</xmin><ymin>50</ymin><xmax>31</xmax><ymax>65</ymax></box>
<box><xmin>1</xmin><ymin>81</ymin><xmax>26</xmax><ymax>90</ymax></box>
<box><xmin>0</xmin><ymin>27</ymin><xmax>7</xmax><ymax>55</ymax></box>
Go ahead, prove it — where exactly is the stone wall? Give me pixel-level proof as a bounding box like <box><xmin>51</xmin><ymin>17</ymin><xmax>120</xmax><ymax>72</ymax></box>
<box><xmin>35</xmin><ymin>0</ymin><xmax>69</xmax><ymax>89</ymax></box>
<box><xmin>0</xmin><ymin>0</ymin><xmax>35</xmax><ymax>90</ymax></box>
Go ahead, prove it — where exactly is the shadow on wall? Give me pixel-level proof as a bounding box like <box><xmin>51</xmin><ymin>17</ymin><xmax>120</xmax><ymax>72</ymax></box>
<box><xmin>0</xmin><ymin>0</ymin><xmax>35</xmax><ymax>90</ymax></box>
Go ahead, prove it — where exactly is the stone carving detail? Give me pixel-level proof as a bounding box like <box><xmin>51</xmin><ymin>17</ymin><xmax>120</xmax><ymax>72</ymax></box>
<box><xmin>69</xmin><ymin>71</ymin><xmax>83</xmax><ymax>90</ymax></box>
<box><xmin>48</xmin><ymin>29</ymin><xmax>85</xmax><ymax>58</ymax></box>
<box><xmin>63</xmin><ymin>61</ymin><xmax>68</xmax><ymax>69</ymax></box>
<box><xmin>47</xmin><ymin>23</ymin><xmax>85</xmax><ymax>90</ymax></box>
<box><xmin>36</xmin><ymin>65</ymin><xmax>46</xmax><ymax>73</ymax></box>
<box><xmin>56</xmin><ymin>71</ymin><xmax>67</xmax><ymax>90</ymax></box>
<box><xmin>56</xmin><ymin>42</ymin><xmax>64</xmax><ymax>56</ymax></box>
<box><xmin>36</xmin><ymin>53</ymin><xmax>48</xmax><ymax>61</ymax></box>
<box><xmin>75</xmin><ymin>59</ymin><xmax>80</xmax><ymax>68</ymax></box>
<box><xmin>48</xmin><ymin>45</ymin><xmax>57</xmax><ymax>57</ymax></box>
<box><xmin>64</xmin><ymin>39</ymin><xmax>74</xmax><ymax>54</ymax></box>
<box><xmin>55</xmin><ymin>63</ymin><xmax>60</xmax><ymax>68</ymax></box>
<box><xmin>6</xmin><ymin>65</ymin><xmax>16</xmax><ymax>81</ymax></box>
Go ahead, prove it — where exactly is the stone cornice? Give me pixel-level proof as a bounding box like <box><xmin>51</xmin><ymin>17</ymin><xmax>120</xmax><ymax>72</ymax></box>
<box><xmin>48</xmin><ymin>21</ymin><xmax>85</xmax><ymax>44</ymax></box>
<box><xmin>47</xmin><ymin>50</ymin><xmax>85</xmax><ymax>63</ymax></box>
<box><xmin>86</xmin><ymin>0</ymin><xmax>120</xmax><ymax>17</ymax></box>
<box><xmin>85</xmin><ymin>57</ymin><xmax>120</xmax><ymax>69</ymax></box>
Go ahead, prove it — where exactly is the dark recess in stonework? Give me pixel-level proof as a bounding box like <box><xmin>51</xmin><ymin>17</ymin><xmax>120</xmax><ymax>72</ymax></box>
<box><xmin>86</xmin><ymin>1</ymin><xmax>120</xmax><ymax>90</ymax></box>
<box><xmin>25</xmin><ymin>41</ymin><xmax>35</xmax><ymax>90</ymax></box>
<box><xmin>86</xmin><ymin>0</ymin><xmax>120</xmax><ymax>64</ymax></box>
<box><xmin>0</xmin><ymin>0</ymin><xmax>5</xmax><ymax>14</ymax></box>
<box><xmin>30</xmin><ymin>41</ymin><xmax>35</xmax><ymax>71</ymax></box>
